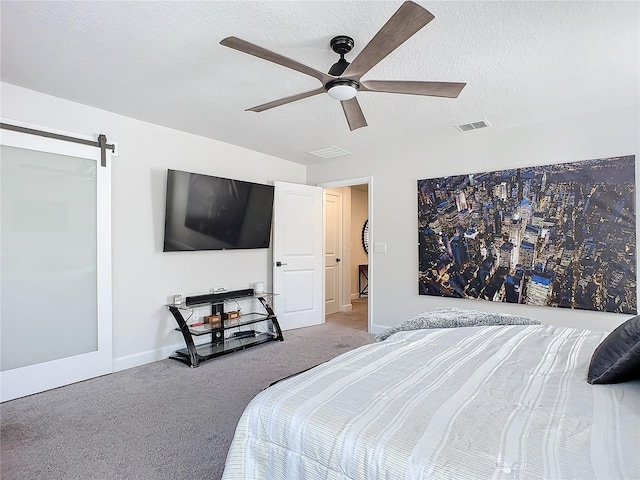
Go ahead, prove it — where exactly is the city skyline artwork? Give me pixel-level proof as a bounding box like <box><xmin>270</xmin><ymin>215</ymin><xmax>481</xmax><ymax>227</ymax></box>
<box><xmin>418</xmin><ymin>155</ymin><xmax>637</xmax><ymax>314</ymax></box>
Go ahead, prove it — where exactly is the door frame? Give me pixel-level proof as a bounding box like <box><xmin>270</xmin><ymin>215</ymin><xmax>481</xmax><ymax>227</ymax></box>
<box><xmin>318</xmin><ymin>177</ymin><xmax>372</xmax><ymax>332</ymax></box>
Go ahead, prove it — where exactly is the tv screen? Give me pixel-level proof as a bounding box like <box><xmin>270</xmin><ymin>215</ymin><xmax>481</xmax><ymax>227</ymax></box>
<box><xmin>163</xmin><ymin>169</ymin><xmax>274</xmax><ymax>251</ymax></box>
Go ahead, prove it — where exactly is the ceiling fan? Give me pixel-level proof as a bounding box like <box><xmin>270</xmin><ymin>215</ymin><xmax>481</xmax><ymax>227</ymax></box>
<box><xmin>220</xmin><ymin>1</ymin><xmax>466</xmax><ymax>131</ymax></box>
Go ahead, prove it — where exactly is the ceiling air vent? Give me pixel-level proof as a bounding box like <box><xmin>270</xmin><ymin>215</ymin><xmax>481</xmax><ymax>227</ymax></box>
<box><xmin>456</xmin><ymin>120</ymin><xmax>491</xmax><ymax>132</ymax></box>
<box><xmin>306</xmin><ymin>145</ymin><xmax>352</xmax><ymax>159</ymax></box>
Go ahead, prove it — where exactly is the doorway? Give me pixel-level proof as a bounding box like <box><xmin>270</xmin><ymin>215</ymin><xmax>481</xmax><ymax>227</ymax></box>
<box><xmin>321</xmin><ymin>178</ymin><xmax>371</xmax><ymax>332</ymax></box>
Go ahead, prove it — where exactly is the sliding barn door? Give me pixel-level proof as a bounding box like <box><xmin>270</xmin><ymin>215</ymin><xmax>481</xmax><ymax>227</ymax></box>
<box><xmin>0</xmin><ymin>126</ymin><xmax>112</xmax><ymax>402</ymax></box>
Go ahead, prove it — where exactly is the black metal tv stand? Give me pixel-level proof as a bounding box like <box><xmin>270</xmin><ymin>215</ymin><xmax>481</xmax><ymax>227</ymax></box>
<box><xmin>166</xmin><ymin>288</ymin><xmax>283</xmax><ymax>367</ymax></box>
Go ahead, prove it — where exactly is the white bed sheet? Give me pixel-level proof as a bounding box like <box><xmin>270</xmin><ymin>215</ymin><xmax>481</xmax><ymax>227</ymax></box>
<box><xmin>222</xmin><ymin>325</ymin><xmax>640</xmax><ymax>479</ymax></box>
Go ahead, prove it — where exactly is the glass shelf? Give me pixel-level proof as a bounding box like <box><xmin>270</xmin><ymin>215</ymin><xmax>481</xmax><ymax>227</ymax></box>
<box><xmin>172</xmin><ymin>332</ymin><xmax>277</xmax><ymax>362</ymax></box>
<box><xmin>181</xmin><ymin>312</ymin><xmax>272</xmax><ymax>336</ymax></box>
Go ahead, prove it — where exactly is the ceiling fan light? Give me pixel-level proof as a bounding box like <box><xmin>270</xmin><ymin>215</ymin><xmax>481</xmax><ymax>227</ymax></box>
<box><xmin>327</xmin><ymin>85</ymin><xmax>358</xmax><ymax>101</ymax></box>
<box><xmin>327</xmin><ymin>82</ymin><xmax>358</xmax><ymax>101</ymax></box>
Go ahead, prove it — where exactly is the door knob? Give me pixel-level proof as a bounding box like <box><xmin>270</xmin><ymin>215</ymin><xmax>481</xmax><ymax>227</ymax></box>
<box><xmin>336</xmin><ymin>258</ymin><xmax>341</xmax><ymax>263</ymax></box>
<box><xmin>275</xmin><ymin>261</ymin><xmax>288</xmax><ymax>267</ymax></box>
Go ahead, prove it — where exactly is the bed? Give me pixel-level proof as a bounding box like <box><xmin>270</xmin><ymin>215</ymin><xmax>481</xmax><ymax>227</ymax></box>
<box><xmin>222</xmin><ymin>309</ymin><xmax>640</xmax><ymax>479</ymax></box>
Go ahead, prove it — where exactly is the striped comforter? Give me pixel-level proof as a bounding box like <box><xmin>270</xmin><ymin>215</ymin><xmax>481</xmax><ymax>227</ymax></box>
<box><xmin>222</xmin><ymin>325</ymin><xmax>640</xmax><ymax>479</ymax></box>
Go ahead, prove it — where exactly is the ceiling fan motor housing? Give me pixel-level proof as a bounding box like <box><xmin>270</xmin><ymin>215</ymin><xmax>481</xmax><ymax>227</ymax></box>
<box><xmin>329</xmin><ymin>35</ymin><xmax>354</xmax><ymax>76</ymax></box>
<box><xmin>330</xmin><ymin>35</ymin><xmax>354</xmax><ymax>55</ymax></box>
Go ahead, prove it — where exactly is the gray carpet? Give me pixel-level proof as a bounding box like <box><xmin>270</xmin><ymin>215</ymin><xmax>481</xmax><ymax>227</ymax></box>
<box><xmin>1</xmin><ymin>322</ymin><xmax>373</xmax><ymax>480</ymax></box>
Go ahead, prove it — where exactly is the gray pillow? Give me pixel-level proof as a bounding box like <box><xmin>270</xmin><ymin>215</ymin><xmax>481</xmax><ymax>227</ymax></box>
<box><xmin>375</xmin><ymin>307</ymin><xmax>540</xmax><ymax>342</ymax></box>
<box><xmin>587</xmin><ymin>316</ymin><xmax>640</xmax><ymax>384</ymax></box>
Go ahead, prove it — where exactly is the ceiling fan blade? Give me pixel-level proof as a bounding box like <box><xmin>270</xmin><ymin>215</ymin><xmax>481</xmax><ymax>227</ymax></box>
<box><xmin>360</xmin><ymin>80</ymin><xmax>466</xmax><ymax>98</ymax></box>
<box><xmin>247</xmin><ymin>87</ymin><xmax>326</xmax><ymax>112</ymax></box>
<box><xmin>343</xmin><ymin>2</ymin><xmax>435</xmax><ymax>80</ymax></box>
<box><xmin>221</xmin><ymin>37</ymin><xmax>332</xmax><ymax>85</ymax></box>
<box><xmin>341</xmin><ymin>98</ymin><xmax>368</xmax><ymax>131</ymax></box>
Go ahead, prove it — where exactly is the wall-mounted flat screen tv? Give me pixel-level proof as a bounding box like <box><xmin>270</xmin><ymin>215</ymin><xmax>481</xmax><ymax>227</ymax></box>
<box><xmin>163</xmin><ymin>169</ymin><xmax>274</xmax><ymax>251</ymax></box>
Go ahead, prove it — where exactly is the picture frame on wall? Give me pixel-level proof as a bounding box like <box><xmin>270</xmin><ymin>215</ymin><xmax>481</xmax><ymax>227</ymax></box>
<box><xmin>417</xmin><ymin>155</ymin><xmax>637</xmax><ymax>314</ymax></box>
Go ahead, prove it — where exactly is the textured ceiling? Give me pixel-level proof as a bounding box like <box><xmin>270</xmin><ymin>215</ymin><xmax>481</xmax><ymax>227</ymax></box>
<box><xmin>1</xmin><ymin>1</ymin><xmax>638</xmax><ymax>166</ymax></box>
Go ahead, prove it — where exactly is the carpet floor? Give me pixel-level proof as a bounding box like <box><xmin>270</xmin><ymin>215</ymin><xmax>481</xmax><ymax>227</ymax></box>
<box><xmin>1</xmin><ymin>321</ymin><xmax>374</xmax><ymax>480</ymax></box>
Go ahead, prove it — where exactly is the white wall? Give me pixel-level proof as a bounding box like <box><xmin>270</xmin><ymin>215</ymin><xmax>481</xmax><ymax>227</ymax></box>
<box><xmin>1</xmin><ymin>82</ymin><xmax>306</xmax><ymax>370</ymax></box>
<box><xmin>308</xmin><ymin>105</ymin><xmax>640</xmax><ymax>333</ymax></box>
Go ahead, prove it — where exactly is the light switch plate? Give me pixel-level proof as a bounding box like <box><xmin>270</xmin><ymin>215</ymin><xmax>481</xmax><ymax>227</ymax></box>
<box><xmin>374</xmin><ymin>242</ymin><xmax>387</xmax><ymax>253</ymax></box>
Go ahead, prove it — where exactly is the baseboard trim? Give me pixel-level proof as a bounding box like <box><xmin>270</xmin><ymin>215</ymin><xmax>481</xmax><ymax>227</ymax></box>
<box><xmin>340</xmin><ymin>303</ymin><xmax>353</xmax><ymax>312</ymax></box>
<box><xmin>113</xmin><ymin>335</ymin><xmax>223</xmax><ymax>372</ymax></box>
<box><xmin>113</xmin><ymin>343</ymin><xmax>183</xmax><ymax>372</ymax></box>
<box><xmin>371</xmin><ymin>324</ymin><xmax>387</xmax><ymax>334</ymax></box>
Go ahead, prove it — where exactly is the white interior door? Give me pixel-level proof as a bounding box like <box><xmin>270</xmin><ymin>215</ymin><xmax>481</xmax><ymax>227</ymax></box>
<box><xmin>272</xmin><ymin>181</ymin><xmax>323</xmax><ymax>331</ymax></box>
<box><xmin>324</xmin><ymin>188</ymin><xmax>343</xmax><ymax>315</ymax></box>
<box><xmin>0</xmin><ymin>125</ymin><xmax>112</xmax><ymax>402</ymax></box>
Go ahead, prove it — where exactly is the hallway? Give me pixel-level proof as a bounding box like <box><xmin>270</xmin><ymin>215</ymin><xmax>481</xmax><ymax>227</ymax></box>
<box><xmin>326</xmin><ymin>298</ymin><xmax>368</xmax><ymax>332</ymax></box>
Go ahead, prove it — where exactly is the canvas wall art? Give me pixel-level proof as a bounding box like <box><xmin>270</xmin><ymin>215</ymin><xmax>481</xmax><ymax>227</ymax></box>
<box><xmin>417</xmin><ymin>155</ymin><xmax>637</xmax><ymax>314</ymax></box>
